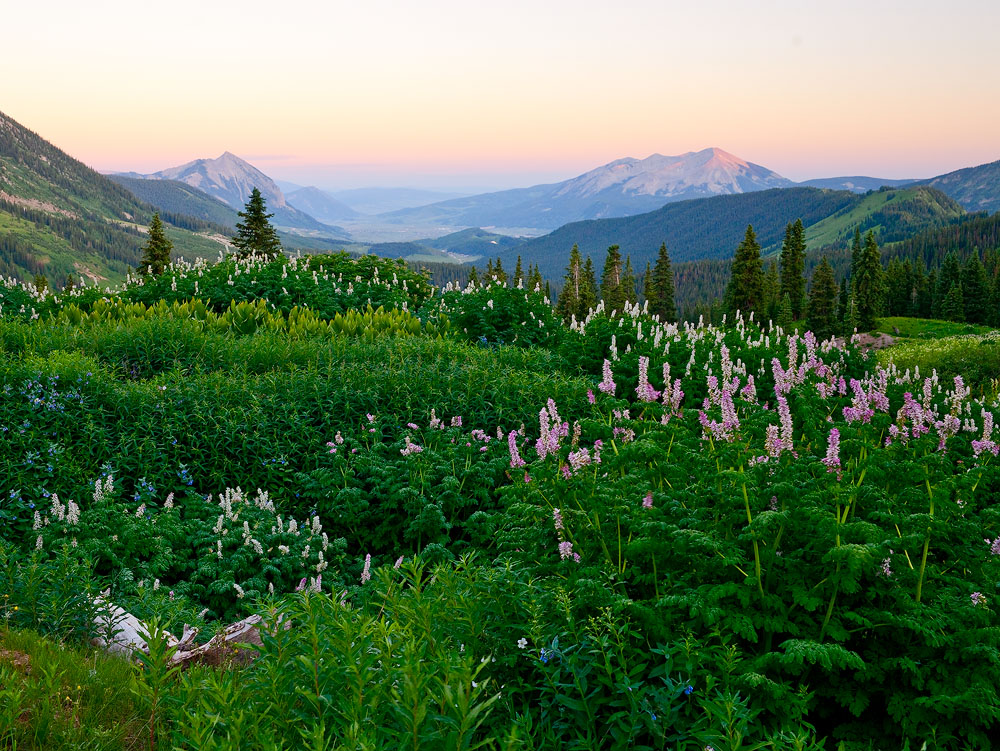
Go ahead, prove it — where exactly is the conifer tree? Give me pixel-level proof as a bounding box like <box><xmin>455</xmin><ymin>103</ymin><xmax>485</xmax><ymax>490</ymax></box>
<box><xmin>467</xmin><ymin>266</ymin><xmax>480</xmax><ymax>287</ymax></box>
<box><xmin>853</xmin><ymin>231</ymin><xmax>884</xmax><ymax>331</ymax></box>
<box><xmin>580</xmin><ymin>258</ymin><xmax>598</xmax><ymax>314</ymax></box>
<box><xmin>776</xmin><ymin>293</ymin><xmax>794</xmax><ymax>331</ymax></box>
<box><xmin>884</xmin><ymin>258</ymin><xmax>909</xmax><ymax>316</ymax></box>
<box><xmin>650</xmin><ymin>243</ymin><xmax>677</xmax><ymax>322</ymax></box>
<box><xmin>527</xmin><ymin>264</ymin><xmax>544</xmax><ymax>292</ymax></box>
<box><xmin>925</xmin><ymin>269</ymin><xmax>939</xmax><ymax>318</ymax></box>
<box><xmin>942</xmin><ymin>284</ymin><xmax>965</xmax><ymax>322</ymax></box>
<box><xmin>138</xmin><ymin>212</ymin><xmax>173</xmax><ymax>275</ymax></box>
<box><xmin>763</xmin><ymin>262</ymin><xmax>780</xmax><ymax>322</ymax></box>
<box><xmin>231</xmin><ymin>188</ymin><xmax>282</xmax><ymax>259</ymax></box>
<box><xmin>838</xmin><ymin>278</ymin><xmax>849</xmax><ymax>327</ymax></box>
<box><xmin>622</xmin><ymin>255</ymin><xmax>638</xmax><ymax>306</ymax></box>
<box><xmin>935</xmin><ymin>252</ymin><xmax>962</xmax><ymax>317</ymax></box>
<box><xmin>492</xmin><ymin>257</ymin><xmax>507</xmax><ymax>286</ymax></box>
<box><xmin>806</xmin><ymin>257</ymin><xmax>840</xmax><ymax>340</ymax></box>
<box><xmin>962</xmin><ymin>254</ymin><xmax>989</xmax><ymax>324</ymax></box>
<box><xmin>556</xmin><ymin>245</ymin><xmax>584</xmax><ymax>322</ymax></box>
<box><xmin>913</xmin><ymin>264</ymin><xmax>931</xmax><ymax>318</ymax></box>
<box><xmin>600</xmin><ymin>245</ymin><xmax>626</xmax><ymax>313</ymax></box>
<box><xmin>514</xmin><ymin>255</ymin><xmax>524</xmax><ymax>286</ymax></box>
<box><xmin>989</xmin><ymin>274</ymin><xmax>1000</xmax><ymax>327</ymax></box>
<box><xmin>33</xmin><ymin>274</ymin><xmax>48</xmax><ymax>293</ymax></box>
<box><xmin>642</xmin><ymin>261</ymin><xmax>654</xmax><ymax>305</ymax></box>
<box><xmin>725</xmin><ymin>225</ymin><xmax>764</xmax><ymax>319</ymax></box>
<box><xmin>850</xmin><ymin>228</ymin><xmax>863</xmax><ymax>280</ymax></box>
<box><xmin>779</xmin><ymin>219</ymin><xmax>807</xmax><ymax>319</ymax></box>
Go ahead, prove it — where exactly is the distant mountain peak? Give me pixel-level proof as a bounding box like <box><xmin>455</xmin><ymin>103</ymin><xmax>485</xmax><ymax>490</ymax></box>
<box><xmin>138</xmin><ymin>152</ymin><xmax>289</xmax><ymax>210</ymax></box>
<box><xmin>382</xmin><ymin>147</ymin><xmax>793</xmax><ymax>231</ymax></box>
<box><xmin>557</xmin><ymin>148</ymin><xmax>791</xmax><ymax>202</ymax></box>
<box><xmin>123</xmin><ymin>153</ymin><xmax>348</xmax><ymax>236</ymax></box>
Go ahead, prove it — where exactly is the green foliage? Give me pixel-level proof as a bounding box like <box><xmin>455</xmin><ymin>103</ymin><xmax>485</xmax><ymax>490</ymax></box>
<box><xmin>649</xmin><ymin>243</ymin><xmax>678</xmax><ymax>323</ymax></box>
<box><xmin>725</xmin><ymin>225</ymin><xmax>765</xmax><ymax>319</ymax></box>
<box><xmin>601</xmin><ymin>245</ymin><xmax>627</xmax><ymax>314</ymax></box>
<box><xmin>806</xmin><ymin>257</ymin><xmax>840</xmax><ymax>339</ymax></box>
<box><xmin>853</xmin><ymin>232</ymin><xmax>885</xmax><ymax>331</ymax></box>
<box><xmin>429</xmin><ymin>282</ymin><xmax>561</xmax><ymax>348</ymax></box>
<box><xmin>779</xmin><ymin>219</ymin><xmax>807</xmax><ymax>319</ymax></box>
<box><xmin>138</xmin><ymin>212</ymin><xmax>174</xmax><ymax>276</ymax></box>
<box><xmin>230</xmin><ymin>188</ymin><xmax>282</xmax><ymax>260</ymax></box>
<box><xmin>1</xmin><ymin>249</ymin><xmax>999</xmax><ymax>749</ymax></box>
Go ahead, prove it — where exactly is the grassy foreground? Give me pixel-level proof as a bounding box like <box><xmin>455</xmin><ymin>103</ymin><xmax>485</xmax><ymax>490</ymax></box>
<box><xmin>1</xmin><ymin>255</ymin><xmax>999</xmax><ymax>750</ymax></box>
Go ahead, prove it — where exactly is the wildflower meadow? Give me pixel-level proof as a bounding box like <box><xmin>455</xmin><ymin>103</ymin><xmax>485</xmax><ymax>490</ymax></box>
<box><xmin>1</xmin><ymin>253</ymin><xmax>999</xmax><ymax>750</ymax></box>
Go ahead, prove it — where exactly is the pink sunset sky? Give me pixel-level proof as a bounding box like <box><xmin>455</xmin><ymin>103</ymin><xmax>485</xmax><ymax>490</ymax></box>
<box><xmin>5</xmin><ymin>0</ymin><xmax>999</xmax><ymax>191</ymax></box>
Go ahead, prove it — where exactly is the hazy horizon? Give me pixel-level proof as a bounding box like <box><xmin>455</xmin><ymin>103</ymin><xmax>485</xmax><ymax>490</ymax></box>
<box><xmin>6</xmin><ymin>0</ymin><xmax>999</xmax><ymax>193</ymax></box>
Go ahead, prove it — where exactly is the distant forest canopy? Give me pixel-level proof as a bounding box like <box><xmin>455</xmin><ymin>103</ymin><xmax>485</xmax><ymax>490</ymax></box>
<box><xmin>108</xmin><ymin>175</ymin><xmax>238</xmax><ymax>234</ymax></box>
<box><xmin>449</xmin><ymin>207</ymin><xmax>1000</xmax><ymax>332</ymax></box>
<box><xmin>496</xmin><ymin>185</ymin><xmax>965</xmax><ymax>282</ymax></box>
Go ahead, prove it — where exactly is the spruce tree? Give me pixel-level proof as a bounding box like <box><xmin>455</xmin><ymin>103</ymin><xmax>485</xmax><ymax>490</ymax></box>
<box><xmin>556</xmin><ymin>245</ymin><xmax>584</xmax><ymax>322</ymax></box>
<box><xmin>467</xmin><ymin>266</ymin><xmax>480</xmax><ymax>287</ymax></box>
<box><xmin>913</xmin><ymin>264</ymin><xmax>931</xmax><ymax>318</ymax></box>
<box><xmin>989</xmin><ymin>274</ymin><xmax>1000</xmax><ymax>327</ymax></box>
<box><xmin>33</xmin><ymin>274</ymin><xmax>48</xmax><ymax>293</ymax></box>
<box><xmin>527</xmin><ymin>264</ymin><xmax>544</xmax><ymax>293</ymax></box>
<box><xmin>779</xmin><ymin>219</ymin><xmax>807</xmax><ymax>319</ymax></box>
<box><xmin>850</xmin><ymin>228</ymin><xmax>863</xmax><ymax>280</ymax></box>
<box><xmin>642</xmin><ymin>261</ymin><xmax>654</xmax><ymax>305</ymax></box>
<box><xmin>925</xmin><ymin>269</ymin><xmax>939</xmax><ymax>318</ymax></box>
<box><xmin>514</xmin><ymin>256</ymin><xmax>524</xmax><ymax>286</ymax></box>
<box><xmin>492</xmin><ymin>257</ymin><xmax>507</xmax><ymax>286</ymax></box>
<box><xmin>580</xmin><ymin>258</ymin><xmax>598</xmax><ymax>314</ymax></box>
<box><xmin>776</xmin><ymin>293</ymin><xmax>794</xmax><ymax>331</ymax></box>
<box><xmin>138</xmin><ymin>212</ymin><xmax>173</xmax><ymax>275</ymax></box>
<box><xmin>942</xmin><ymin>284</ymin><xmax>965</xmax><ymax>322</ymax></box>
<box><xmin>651</xmin><ymin>243</ymin><xmax>677</xmax><ymax>322</ymax></box>
<box><xmin>962</xmin><ymin>254</ymin><xmax>989</xmax><ymax>324</ymax></box>
<box><xmin>763</xmin><ymin>262</ymin><xmax>780</xmax><ymax>322</ymax></box>
<box><xmin>806</xmin><ymin>257</ymin><xmax>840</xmax><ymax>340</ymax></box>
<box><xmin>622</xmin><ymin>255</ymin><xmax>637</xmax><ymax>306</ymax></box>
<box><xmin>853</xmin><ymin>231</ymin><xmax>884</xmax><ymax>331</ymax></box>
<box><xmin>935</xmin><ymin>253</ymin><xmax>963</xmax><ymax>316</ymax></box>
<box><xmin>884</xmin><ymin>258</ymin><xmax>909</xmax><ymax>316</ymax></box>
<box><xmin>838</xmin><ymin>278</ymin><xmax>849</xmax><ymax>327</ymax></box>
<box><xmin>725</xmin><ymin>225</ymin><xmax>764</xmax><ymax>319</ymax></box>
<box><xmin>600</xmin><ymin>245</ymin><xmax>626</xmax><ymax>313</ymax></box>
<box><xmin>231</xmin><ymin>188</ymin><xmax>282</xmax><ymax>259</ymax></box>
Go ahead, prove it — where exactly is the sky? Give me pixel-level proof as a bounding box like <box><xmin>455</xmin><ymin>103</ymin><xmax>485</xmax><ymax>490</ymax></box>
<box><xmin>4</xmin><ymin>0</ymin><xmax>1000</xmax><ymax>192</ymax></box>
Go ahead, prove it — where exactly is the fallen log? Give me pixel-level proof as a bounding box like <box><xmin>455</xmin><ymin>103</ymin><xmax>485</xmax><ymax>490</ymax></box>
<box><xmin>91</xmin><ymin>592</ymin><xmax>284</xmax><ymax>667</ymax></box>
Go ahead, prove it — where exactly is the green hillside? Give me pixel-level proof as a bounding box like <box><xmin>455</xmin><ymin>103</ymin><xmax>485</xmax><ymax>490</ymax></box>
<box><xmin>0</xmin><ymin>110</ymin><xmax>231</xmax><ymax>284</ymax></box>
<box><xmin>800</xmin><ymin>186</ymin><xmax>965</xmax><ymax>251</ymax></box>
<box><xmin>503</xmin><ymin>187</ymin><xmax>861</xmax><ymax>279</ymax></box>
<box><xmin>107</xmin><ymin>175</ymin><xmax>239</xmax><ymax>230</ymax></box>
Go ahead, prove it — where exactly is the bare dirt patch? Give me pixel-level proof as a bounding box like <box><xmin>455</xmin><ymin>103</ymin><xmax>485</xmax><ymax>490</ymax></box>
<box><xmin>0</xmin><ymin>190</ymin><xmax>78</xmax><ymax>219</ymax></box>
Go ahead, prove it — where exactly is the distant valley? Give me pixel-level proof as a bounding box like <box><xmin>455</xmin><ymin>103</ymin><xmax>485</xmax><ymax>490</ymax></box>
<box><xmin>2</xmin><ymin>106</ymin><xmax>999</xmax><ymax>295</ymax></box>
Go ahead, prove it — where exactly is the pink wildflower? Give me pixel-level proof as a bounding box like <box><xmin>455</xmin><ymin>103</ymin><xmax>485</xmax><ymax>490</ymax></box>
<box><xmin>598</xmin><ymin>359</ymin><xmax>616</xmax><ymax>395</ymax></box>
<box><xmin>821</xmin><ymin>428</ymin><xmax>841</xmax><ymax>479</ymax></box>
<box><xmin>642</xmin><ymin>492</ymin><xmax>653</xmax><ymax>509</ymax></box>
<box><xmin>508</xmin><ymin>430</ymin><xmax>526</xmax><ymax>468</ymax></box>
<box><xmin>360</xmin><ymin>554</ymin><xmax>372</xmax><ymax>584</ymax></box>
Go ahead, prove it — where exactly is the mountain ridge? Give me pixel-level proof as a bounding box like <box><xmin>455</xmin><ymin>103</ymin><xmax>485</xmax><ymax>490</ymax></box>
<box><xmin>380</xmin><ymin>147</ymin><xmax>794</xmax><ymax>231</ymax></box>
<box><xmin>120</xmin><ymin>153</ymin><xmax>349</xmax><ymax>238</ymax></box>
